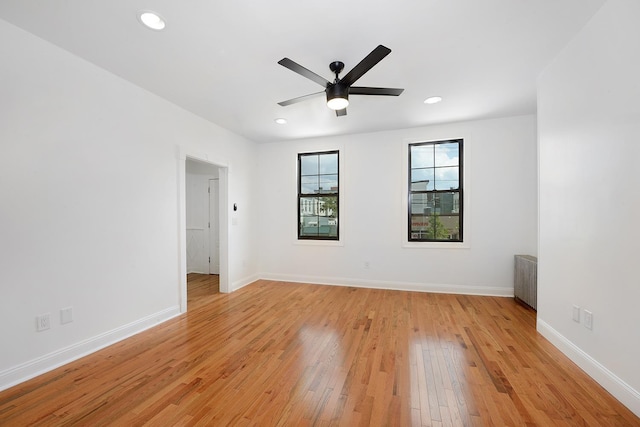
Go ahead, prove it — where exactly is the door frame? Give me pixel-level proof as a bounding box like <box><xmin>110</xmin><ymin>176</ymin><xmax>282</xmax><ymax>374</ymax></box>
<box><xmin>208</xmin><ymin>178</ymin><xmax>220</xmax><ymax>275</ymax></box>
<box><xmin>178</xmin><ymin>151</ymin><xmax>230</xmax><ymax>313</ymax></box>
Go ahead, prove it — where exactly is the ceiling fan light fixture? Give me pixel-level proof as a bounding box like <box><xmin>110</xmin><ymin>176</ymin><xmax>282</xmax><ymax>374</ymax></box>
<box><xmin>138</xmin><ymin>11</ymin><xmax>166</xmax><ymax>30</ymax></box>
<box><xmin>326</xmin><ymin>85</ymin><xmax>349</xmax><ymax>110</ymax></box>
<box><xmin>327</xmin><ymin>97</ymin><xmax>349</xmax><ymax>110</ymax></box>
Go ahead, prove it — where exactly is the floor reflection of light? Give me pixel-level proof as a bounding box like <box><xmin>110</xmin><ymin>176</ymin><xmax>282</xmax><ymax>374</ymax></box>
<box><xmin>288</xmin><ymin>323</ymin><xmax>344</xmax><ymax>414</ymax></box>
<box><xmin>409</xmin><ymin>337</ymin><xmax>475</xmax><ymax>426</ymax></box>
<box><xmin>297</xmin><ymin>323</ymin><xmax>343</xmax><ymax>372</ymax></box>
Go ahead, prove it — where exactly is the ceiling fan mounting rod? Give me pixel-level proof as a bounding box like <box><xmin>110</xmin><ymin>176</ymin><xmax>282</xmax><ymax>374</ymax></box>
<box><xmin>329</xmin><ymin>61</ymin><xmax>345</xmax><ymax>82</ymax></box>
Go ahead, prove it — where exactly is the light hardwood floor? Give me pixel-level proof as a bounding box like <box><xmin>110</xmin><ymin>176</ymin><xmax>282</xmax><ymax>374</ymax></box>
<box><xmin>1</xmin><ymin>274</ymin><xmax>638</xmax><ymax>426</ymax></box>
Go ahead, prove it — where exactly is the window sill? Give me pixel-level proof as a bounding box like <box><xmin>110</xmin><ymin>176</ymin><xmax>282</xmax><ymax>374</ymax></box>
<box><xmin>295</xmin><ymin>239</ymin><xmax>344</xmax><ymax>247</ymax></box>
<box><xmin>403</xmin><ymin>241</ymin><xmax>470</xmax><ymax>249</ymax></box>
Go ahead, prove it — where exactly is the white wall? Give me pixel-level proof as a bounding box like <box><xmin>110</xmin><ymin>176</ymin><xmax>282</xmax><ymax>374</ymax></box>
<box><xmin>258</xmin><ymin>115</ymin><xmax>538</xmax><ymax>295</ymax></box>
<box><xmin>537</xmin><ymin>0</ymin><xmax>640</xmax><ymax>415</ymax></box>
<box><xmin>0</xmin><ymin>19</ymin><xmax>259</xmax><ymax>389</ymax></box>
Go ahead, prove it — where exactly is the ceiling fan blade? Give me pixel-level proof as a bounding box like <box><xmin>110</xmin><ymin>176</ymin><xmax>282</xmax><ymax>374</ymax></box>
<box><xmin>278</xmin><ymin>58</ymin><xmax>331</xmax><ymax>87</ymax></box>
<box><xmin>349</xmin><ymin>87</ymin><xmax>404</xmax><ymax>96</ymax></box>
<box><xmin>278</xmin><ymin>91</ymin><xmax>324</xmax><ymax>106</ymax></box>
<box><xmin>336</xmin><ymin>108</ymin><xmax>347</xmax><ymax>117</ymax></box>
<box><xmin>339</xmin><ymin>45</ymin><xmax>392</xmax><ymax>87</ymax></box>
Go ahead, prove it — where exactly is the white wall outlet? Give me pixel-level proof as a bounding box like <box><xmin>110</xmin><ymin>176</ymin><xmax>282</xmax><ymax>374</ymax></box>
<box><xmin>364</xmin><ymin>261</ymin><xmax>370</xmax><ymax>269</ymax></box>
<box><xmin>61</xmin><ymin>307</ymin><xmax>73</xmax><ymax>324</ymax></box>
<box><xmin>584</xmin><ymin>309</ymin><xmax>593</xmax><ymax>330</ymax></box>
<box><xmin>36</xmin><ymin>313</ymin><xmax>51</xmax><ymax>331</ymax></box>
<box><xmin>572</xmin><ymin>305</ymin><xmax>581</xmax><ymax>323</ymax></box>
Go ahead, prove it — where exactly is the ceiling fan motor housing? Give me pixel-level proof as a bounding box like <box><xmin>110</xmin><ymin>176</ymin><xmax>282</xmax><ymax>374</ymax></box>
<box><xmin>326</xmin><ymin>84</ymin><xmax>349</xmax><ymax>110</ymax></box>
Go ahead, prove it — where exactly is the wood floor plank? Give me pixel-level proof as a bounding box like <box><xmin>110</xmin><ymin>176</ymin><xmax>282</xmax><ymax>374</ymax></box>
<box><xmin>1</xmin><ymin>274</ymin><xmax>638</xmax><ymax>426</ymax></box>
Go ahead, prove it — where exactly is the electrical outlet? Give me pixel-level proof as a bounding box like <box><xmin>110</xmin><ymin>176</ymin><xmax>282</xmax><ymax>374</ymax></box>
<box><xmin>572</xmin><ymin>305</ymin><xmax>581</xmax><ymax>323</ymax></box>
<box><xmin>584</xmin><ymin>310</ymin><xmax>593</xmax><ymax>330</ymax></box>
<box><xmin>36</xmin><ymin>313</ymin><xmax>51</xmax><ymax>332</ymax></box>
<box><xmin>364</xmin><ymin>261</ymin><xmax>370</xmax><ymax>269</ymax></box>
<box><xmin>61</xmin><ymin>307</ymin><xmax>73</xmax><ymax>324</ymax></box>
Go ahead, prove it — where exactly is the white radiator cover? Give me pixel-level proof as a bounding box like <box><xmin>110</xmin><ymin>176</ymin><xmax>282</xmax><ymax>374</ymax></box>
<box><xmin>514</xmin><ymin>255</ymin><xmax>537</xmax><ymax>310</ymax></box>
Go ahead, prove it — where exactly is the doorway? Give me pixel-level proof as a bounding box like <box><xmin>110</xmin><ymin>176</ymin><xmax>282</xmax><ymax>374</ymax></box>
<box><xmin>186</xmin><ymin>160</ymin><xmax>219</xmax><ymax>275</ymax></box>
<box><xmin>180</xmin><ymin>155</ymin><xmax>229</xmax><ymax>313</ymax></box>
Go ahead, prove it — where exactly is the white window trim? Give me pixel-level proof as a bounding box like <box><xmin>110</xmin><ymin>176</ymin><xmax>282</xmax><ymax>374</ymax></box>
<box><xmin>293</xmin><ymin>145</ymin><xmax>345</xmax><ymax>247</ymax></box>
<box><xmin>401</xmin><ymin>136</ymin><xmax>471</xmax><ymax>249</ymax></box>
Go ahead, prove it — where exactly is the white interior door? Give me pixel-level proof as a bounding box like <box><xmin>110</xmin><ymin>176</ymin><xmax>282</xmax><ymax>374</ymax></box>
<box><xmin>209</xmin><ymin>179</ymin><xmax>220</xmax><ymax>274</ymax></box>
<box><xmin>186</xmin><ymin>170</ymin><xmax>210</xmax><ymax>274</ymax></box>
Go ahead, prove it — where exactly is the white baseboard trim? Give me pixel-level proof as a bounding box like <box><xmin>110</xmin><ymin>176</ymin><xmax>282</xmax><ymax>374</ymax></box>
<box><xmin>231</xmin><ymin>273</ymin><xmax>261</xmax><ymax>292</ymax></box>
<box><xmin>537</xmin><ymin>319</ymin><xmax>640</xmax><ymax>417</ymax></box>
<box><xmin>0</xmin><ymin>306</ymin><xmax>181</xmax><ymax>392</ymax></box>
<box><xmin>259</xmin><ymin>273</ymin><xmax>513</xmax><ymax>297</ymax></box>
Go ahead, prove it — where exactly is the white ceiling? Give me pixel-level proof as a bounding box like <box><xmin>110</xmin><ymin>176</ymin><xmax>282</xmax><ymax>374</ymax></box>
<box><xmin>0</xmin><ymin>0</ymin><xmax>606</xmax><ymax>143</ymax></box>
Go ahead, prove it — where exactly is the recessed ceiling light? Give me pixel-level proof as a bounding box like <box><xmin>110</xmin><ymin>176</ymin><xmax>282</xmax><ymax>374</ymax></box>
<box><xmin>138</xmin><ymin>11</ymin><xmax>166</xmax><ymax>31</ymax></box>
<box><xmin>424</xmin><ymin>96</ymin><xmax>442</xmax><ymax>104</ymax></box>
<box><xmin>274</xmin><ymin>118</ymin><xmax>287</xmax><ymax>125</ymax></box>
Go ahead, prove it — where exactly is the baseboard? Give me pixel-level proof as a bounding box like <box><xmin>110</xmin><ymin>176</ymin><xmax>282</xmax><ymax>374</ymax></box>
<box><xmin>259</xmin><ymin>272</ymin><xmax>513</xmax><ymax>297</ymax></box>
<box><xmin>537</xmin><ymin>319</ymin><xmax>640</xmax><ymax>417</ymax></box>
<box><xmin>0</xmin><ymin>306</ymin><xmax>181</xmax><ymax>392</ymax></box>
<box><xmin>231</xmin><ymin>273</ymin><xmax>261</xmax><ymax>292</ymax></box>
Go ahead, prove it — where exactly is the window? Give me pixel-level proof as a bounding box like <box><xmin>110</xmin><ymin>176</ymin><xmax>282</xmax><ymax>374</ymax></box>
<box><xmin>298</xmin><ymin>151</ymin><xmax>339</xmax><ymax>240</ymax></box>
<box><xmin>408</xmin><ymin>139</ymin><xmax>463</xmax><ymax>242</ymax></box>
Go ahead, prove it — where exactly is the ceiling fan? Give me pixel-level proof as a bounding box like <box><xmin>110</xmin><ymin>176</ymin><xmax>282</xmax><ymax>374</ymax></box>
<box><xmin>277</xmin><ymin>45</ymin><xmax>404</xmax><ymax>116</ymax></box>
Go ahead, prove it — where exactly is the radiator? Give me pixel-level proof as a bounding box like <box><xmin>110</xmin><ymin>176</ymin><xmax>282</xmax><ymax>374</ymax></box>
<box><xmin>514</xmin><ymin>255</ymin><xmax>537</xmax><ymax>310</ymax></box>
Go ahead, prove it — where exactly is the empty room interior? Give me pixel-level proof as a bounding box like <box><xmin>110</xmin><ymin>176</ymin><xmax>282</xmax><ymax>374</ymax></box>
<box><xmin>1</xmin><ymin>0</ymin><xmax>639</xmax><ymax>425</ymax></box>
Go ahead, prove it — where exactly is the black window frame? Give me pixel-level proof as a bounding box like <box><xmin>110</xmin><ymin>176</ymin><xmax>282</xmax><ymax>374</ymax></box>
<box><xmin>408</xmin><ymin>139</ymin><xmax>463</xmax><ymax>242</ymax></box>
<box><xmin>297</xmin><ymin>150</ymin><xmax>340</xmax><ymax>241</ymax></box>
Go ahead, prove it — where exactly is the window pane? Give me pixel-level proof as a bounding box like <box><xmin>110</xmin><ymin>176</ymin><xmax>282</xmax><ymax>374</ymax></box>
<box><xmin>299</xmin><ymin>196</ymin><xmax>338</xmax><ymax>238</ymax></box>
<box><xmin>410</xmin><ymin>214</ymin><xmax>460</xmax><ymax>240</ymax></box>
<box><xmin>411</xmin><ymin>144</ymin><xmax>434</xmax><ymax>168</ymax></box>
<box><xmin>434</xmin><ymin>191</ymin><xmax>460</xmax><ymax>214</ymax></box>
<box><xmin>409</xmin><ymin>214</ymin><xmax>430</xmax><ymax>239</ymax></box>
<box><xmin>437</xmin><ymin>215</ymin><xmax>461</xmax><ymax>240</ymax></box>
<box><xmin>300</xmin><ymin>176</ymin><xmax>319</xmax><ymax>194</ymax></box>
<box><xmin>410</xmin><ymin>193</ymin><xmax>435</xmax><ymax>215</ymax></box>
<box><xmin>435</xmin><ymin>142</ymin><xmax>459</xmax><ymax>167</ymax></box>
<box><xmin>300</xmin><ymin>154</ymin><xmax>318</xmax><ymax>175</ymax></box>
<box><xmin>300</xmin><ymin>213</ymin><xmax>319</xmax><ymax>237</ymax></box>
<box><xmin>434</xmin><ymin>166</ymin><xmax>459</xmax><ymax>190</ymax></box>
<box><xmin>318</xmin><ymin>174</ymin><xmax>338</xmax><ymax>193</ymax></box>
<box><xmin>300</xmin><ymin>197</ymin><xmax>314</xmax><ymax>216</ymax></box>
<box><xmin>411</xmin><ymin>193</ymin><xmax>459</xmax><ymax>216</ymax></box>
<box><xmin>319</xmin><ymin>153</ymin><xmax>338</xmax><ymax>174</ymax></box>
<box><xmin>410</xmin><ymin>217</ymin><xmax>425</xmax><ymax>235</ymax></box>
<box><xmin>318</xmin><ymin>196</ymin><xmax>338</xmax><ymax>219</ymax></box>
<box><xmin>410</xmin><ymin>168</ymin><xmax>434</xmax><ymax>191</ymax></box>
